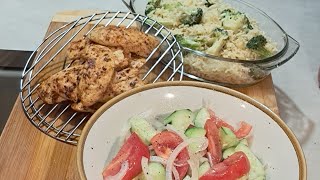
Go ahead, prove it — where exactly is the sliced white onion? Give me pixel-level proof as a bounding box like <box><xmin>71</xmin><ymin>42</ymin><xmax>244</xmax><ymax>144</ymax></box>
<box><xmin>195</xmin><ymin>150</ymin><xmax>207</xmax><ymax>158</ymax></box>
<box><xmin>104</xmin><ymin>161</ymin><xmax>129</xmax><ymax>180</ymax></box>
<box><xmin>172</xmin><ymin>166</ymin><xmax>180</xmax><ymax>180</ymax></box>
<box><xmin>174</xmin><ymin>160</ymin><xmax>188</xmax><ymax>167</ymax></box>
<box><xmin>150</xmin><ymin>156</ymin><xmax>167</xmax><ymax>165</ymax></box>
<box><xmin>199</xmin><ymin>157</ymin><xmax>208</xmax><ymax>164</ymax></box>
<box><xmin>207</xmin><ymin>152</ymin><xmax>213</xmax><ymax>168</ymax></box>
<box><xmin>166</xmin><ymin>124</ymin><xmax>188</xmax><ymax>140</ymax></box>
<box><xmin>141</xmin><ymin>156</ymin><xmax>151</xmax><ymax>180</ymax></box>
<box><xmin>188</xmin><ymin>156</ymin><xmax>199</xmax><ymax>180</ymax></box>
<box><xmin>166</xmin><ymin>137</ymin><xmax>208</xmax><ymax>180</ymax></box>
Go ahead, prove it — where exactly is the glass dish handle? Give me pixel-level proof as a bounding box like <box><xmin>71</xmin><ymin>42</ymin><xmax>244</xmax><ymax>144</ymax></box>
<box><xmin>264</xmin><ymin>35</ymin><xmax>300</xmax><ymax>70</ymax></box>
<box><xmin>122</xmin><ymin>0</ymin><xmax>136</xmax><ymax>13</ymax></box>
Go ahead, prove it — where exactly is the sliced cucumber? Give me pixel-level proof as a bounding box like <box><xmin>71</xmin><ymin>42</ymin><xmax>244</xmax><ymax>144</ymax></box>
<box><xmin>222</xmin><ymin>147</ymin><xmax>236</xmax><ymax>159</ymax></box>
<box><xmin>219</xmin><ymin>127</ymin><xmax>239</xmax><ymax>150</ymax></box>
<box><xmin>192</xmin><ymin>109</ymin><xmax>200</xmax><ymax>121</ymax></box>
<box><xmin>129</xmin><ymin>116</ymin><xmax>157</xmax><ymax>145</ymax></box>
<box><xmin>199</xmin><ymin>161</ymin><xmax>210</xmax><ymax>177</ymax></box>
<box><xmin>185</xmin><ymin>127</ymin><xmax>206</xmax><ymax>138</ymax></box>
<box><xmin>194</xmin><ymin>108</ymin><xmax>211</xmax><ymax>128</ymax></box>
<box><xmin>148</xmin><ymin>162</ymin><xmax>166</xmax><ymax>180</ymax></box>
<box><xmin>239</xmin><ymin>138</ymin><xmax>249</xmax><ymax>146</ymax></box>
<box><xmin>185</xmin><ymin>127</ymin><xmax>206</xmax><ymax>153</ymax></box>
<box><xmin>164</xmin><ymin>109</ymin><xmax>193</xmax><ymax>132</ymax></box>
<box><xmin>235</xmin><ymin>143</ymin><xmax>266</xmax><ymax>179</ymax></box>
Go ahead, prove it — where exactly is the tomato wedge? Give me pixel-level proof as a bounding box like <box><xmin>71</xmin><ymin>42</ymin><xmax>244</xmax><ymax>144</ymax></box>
<box><xmin>199</xmin><ymin>151</ymin><xmax>250</xmax><ymax>180</ymax></box>
<box><xmin>102</xmin><ymin>133</ymin><xmax>149</xmax><ymax>180</ymax></box>
<box><xmin>150</xmin><ymin>131</ymin><xmax>189</xmax><ymax>179</ymax></box>
<box><xmin>209</xmin><ymin>108</ymin><xmax>252</xmax><ymax>138</ymax></box>
<box><xmin>235</xmin><ymin>121</ymin><xmax>252</xmax><ymax>138</ymax></box>
<box><xmin>204</xmin><ymin>118</ymin><xmax>222</xmax><ymax>165</ymax></box>
<box><xmin>208</xmin><ymin>108</ymin><xmax>235</xmax><ymax>132</ymax></box>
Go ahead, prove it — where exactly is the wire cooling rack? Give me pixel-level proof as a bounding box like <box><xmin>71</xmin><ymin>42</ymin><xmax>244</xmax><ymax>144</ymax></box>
<box><xmin>20</xmin><ymin>11</ymin><xmax>184</xmax><ymax>145</ymax></box>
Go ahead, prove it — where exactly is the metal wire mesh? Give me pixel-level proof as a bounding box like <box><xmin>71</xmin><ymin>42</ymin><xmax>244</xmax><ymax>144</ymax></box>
<box><xmin>20</xmin><ymin>11</ymin><xmax>184</xmax><ymax>145</ymax></box>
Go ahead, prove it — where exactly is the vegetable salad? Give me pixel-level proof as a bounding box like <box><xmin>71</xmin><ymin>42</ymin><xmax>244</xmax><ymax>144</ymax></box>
<box><xmin>102</xmin><ymin>107</ymin><xmax>266</xmax><ymax>180</ymax></box>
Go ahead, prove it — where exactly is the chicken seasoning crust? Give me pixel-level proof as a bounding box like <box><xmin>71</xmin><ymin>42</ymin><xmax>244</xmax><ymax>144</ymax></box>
<box><xmin>37</xmin><ymin>26</ymin><xmax>160</xmax><ymax>112</ymax></box>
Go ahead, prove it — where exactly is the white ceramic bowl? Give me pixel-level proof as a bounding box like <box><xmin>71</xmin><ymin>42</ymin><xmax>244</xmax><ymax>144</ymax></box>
<box><xmin>77</xmin><ymin>81</ymin><xmax>306</xmax><ymax>180</ymax></box>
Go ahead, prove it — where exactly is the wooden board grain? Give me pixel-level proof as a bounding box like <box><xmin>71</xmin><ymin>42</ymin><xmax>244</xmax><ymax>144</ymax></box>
<box><xmin>0</xmin><ymin>10</ymin><xmax>279</xmax><ymax>180</ymax></box>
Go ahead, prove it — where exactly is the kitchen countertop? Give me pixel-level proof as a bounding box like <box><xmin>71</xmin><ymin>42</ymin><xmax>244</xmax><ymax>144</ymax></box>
<box><xmin>0</xmin><ymin>0</ymin><xmax>319</xmax><ymax>179</ymax></box>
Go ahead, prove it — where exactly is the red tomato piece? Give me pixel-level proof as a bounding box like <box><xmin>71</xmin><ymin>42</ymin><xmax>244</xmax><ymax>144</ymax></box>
<box><xmin>151</xmin><ymin>131</ymin><xmax>189</xmax><ymax>179</ymax></box>
<box><xmin>216</xmin><ymin>118</ymin><xmax>236</xmax><ymax>132</ymax></box>
<box><xmin>199</xmin><ymin>151</ymin><xmax>250</xmax><ymax>180</ymax></box>
<box><xmin>208</xmin><ymin>108</ymin><xmax>235</xmax><ymax>132</ymax></box>
<box><xmin>235</xmin><ymin>121</ymin><xmax>252</xmax><ymax>138</ymax></box>
<box><xmin>204</xmin><ymin>119</ymin><xmax>222</xmax><ymax>165</ymax></box>
<box><xmin>102</xmin><ymin>133</ymin><xmax>150</xmax><ymax>180</ymax></box>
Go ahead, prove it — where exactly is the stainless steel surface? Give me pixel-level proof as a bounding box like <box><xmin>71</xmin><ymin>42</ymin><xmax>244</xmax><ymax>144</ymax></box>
<box><xmin>20</xmin><ymin>11</ymin><xmax>184</xmax><ymax>144</ymax></box>
<box><xmin>0</xmin><ymin>69</ymin><xmax>20</xmax><ymax>133</ymax></box>
<box><xmin>0</xmin><ymin>50</ymin><xmax>32</xmax><ymax>134</ymax></box>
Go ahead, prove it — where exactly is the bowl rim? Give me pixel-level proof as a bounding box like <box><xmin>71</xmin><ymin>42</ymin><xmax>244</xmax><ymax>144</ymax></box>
<box><xmin>128</xmin><ymin>0</ymin><xmax>294</xmax><ymax>65</ymax></box>
<box><xmin>77</xmin><ymin>81</ymin><xmax>306</xmax><ymax>180</ymax></box>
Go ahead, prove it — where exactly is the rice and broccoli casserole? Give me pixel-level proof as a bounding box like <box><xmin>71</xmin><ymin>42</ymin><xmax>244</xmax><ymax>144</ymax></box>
<box><xmin>145</xmin><ymin>0</ymin><xmax>277</xmax><ymax>85</ymax></box>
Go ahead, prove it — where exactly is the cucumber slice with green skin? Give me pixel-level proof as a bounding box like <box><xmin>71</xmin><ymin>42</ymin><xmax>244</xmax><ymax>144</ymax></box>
<box><xmin>222</xmin><ymin>147</ymin><xmax>236</xmax><ymax>159</ymax></box>
<box><xmin>199</xmin><ymin>161</ymin><xmax>211</xmax><ymax>177</ymax></box>
<box><xmin>220</xmin><ymin>127</ymin><xmax>240</xmax><ymax>150</ymax></box>
<box><xmin>239</xmin><ymin>138</ymin><xmax>249</xmax><ymax>146</ymax></box>
<box><xmin>148</xmin><ymin>162</ymin><xmax>166</xmax><ymax>180</ymax></box>
<box><xmin>194</xmin><ymin>108</ymin><xmax>211</xmax><ymax>128</ymax></box>
<box><xmin>164</xmin><ymin>109</ymin><xmax>193</xmax><ymax>132</ymax></box>
<box><xmin>235</xmin><ymin>143</ymin><xmax>266</xmax><ymax>179</ymax></box>
<box><xmin>185</xmin><ymin>127</ymin><xmax>206</xmax><ymax>138</ymax></box>
<box><xmin>192</xmin><ymin>109</ymin><xmax>200</xmax><ymax>121</ymax></box>
<box><xmin>129</xmin><ymin>116</ymin><xmax>157</xmax><ymax>145</ymax></box>
<box><xmin>185</xmin><ymin>127</ymin><xmax>206</xmax><ymax>153</ymax></box>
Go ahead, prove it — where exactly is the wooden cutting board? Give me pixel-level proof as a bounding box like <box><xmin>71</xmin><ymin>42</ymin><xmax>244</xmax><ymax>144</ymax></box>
<box><xmin>0</xmin><ymin>10</ymin><xmax>279</xmax><ymax>179</ymax></box>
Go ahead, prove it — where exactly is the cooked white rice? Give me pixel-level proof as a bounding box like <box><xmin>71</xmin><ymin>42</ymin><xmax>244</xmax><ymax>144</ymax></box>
<box><xmin>147</xmin><ymin>0</ymin><xmax>276</xmax><ymax>85</ymax></box>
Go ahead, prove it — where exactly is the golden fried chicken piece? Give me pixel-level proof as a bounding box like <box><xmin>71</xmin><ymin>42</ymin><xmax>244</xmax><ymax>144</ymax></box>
<box><xmin>37</xmin><ymin>65</ymin><xmax>85</xmax><ymax>104</ymax></box>
<box><xmin>87</xmin><ymin>26</ymin><xmax>160</xmax><ymax>58</ymax></box>
<box><xmin>38</xmin><ymin>26</ymin><xmax>158</xmax><ymax>113</ymax></box>
<box><xmin>66</xmin><ymin>39</ymin><xmax>90</xmax><ymax>60</ymax></box>
<box><xmin>37</xmin><ymin>45</ymin><xmax>123</xmax><ymax>107</ymax></box>
<box><xmin>37</xmin><ymin>81</ymin><xmax>66</xmax><ymax>104</ymax></box>
<box><xmin>71</xmin><ymin>101</ymin><xmax>103</xmax><ymax>113</ymax></box>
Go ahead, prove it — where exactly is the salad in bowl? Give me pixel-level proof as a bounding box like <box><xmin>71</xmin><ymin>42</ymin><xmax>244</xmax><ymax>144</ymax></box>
<box><xmin>102</xmin><ymin>107</ymin><xmax>265</xmax><ymax>180</ymax></box>
<box><xmin>77</xmin><ymin>82</ymin><xmax>305</xmax><ymax>180</ymax></box>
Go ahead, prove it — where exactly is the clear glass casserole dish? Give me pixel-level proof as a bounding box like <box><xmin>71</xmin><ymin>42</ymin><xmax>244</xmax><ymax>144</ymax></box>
<box><xmin>122</xmin><ymin>0</ymin><xmax>300</xmax><ymax>87</ymax></box>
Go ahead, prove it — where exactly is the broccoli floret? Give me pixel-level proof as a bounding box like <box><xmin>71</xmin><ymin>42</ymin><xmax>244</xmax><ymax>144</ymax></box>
<box><xmin>220</xmin><ymin>9</ymin><xmax>246</xmax><ymax>31</ymax></box>
<box><xmin>243</xmin><ymin>15</ymin><xmax>253</xmax><ymax>33</ymax></box>
<box><xmin>175</xmin><ymin>34</ymin><xmax>202</xmax><ymax>50</ymax></box>
<box><xmin>221</xmin><ymin>9</ymin><xmax>232</xmax><ymax>16</ymax></box>
<box><xmin>244</xmin><ymin>16</ymin><xmax>253</xmax><ymax>30</ymax></box>
<box><xmin>212</xmin><ymin>27</ymin><xmax>229</xmax><ymax>38</ymax></box>
<box><xmin>206</xmin><ymin>28</ymin><xmax>229</xmax><ymax>55</ymax></box>
<box><xmin>145</xmin><ymin>0</ymin><xmax>161</xmax><ymax>15</ymax></box>
<box><xmin>205</xmin><ymin>0</ymin><xmax>214</xmax><ymax>7</ymax></box>
<box><xmin>163</xmin><ymin>2</ymin><xmax>182</xmax><ymax>10</ymax></box>
<box><xmin>179</xmin><ymin>8</ymin><xmax>203</xmax><ymax>26</ymax></box>
<box><xmin>246</xmin><ymin>35</ymin><xmax>272</xmax><ymax>58</ymax></box>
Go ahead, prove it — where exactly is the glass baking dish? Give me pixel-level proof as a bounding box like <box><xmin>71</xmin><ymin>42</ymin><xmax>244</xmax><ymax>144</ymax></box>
<box><xmin>122</xmin><ymin>0</ymin><xmax>300</xmax><ymax>87</ymax></box>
